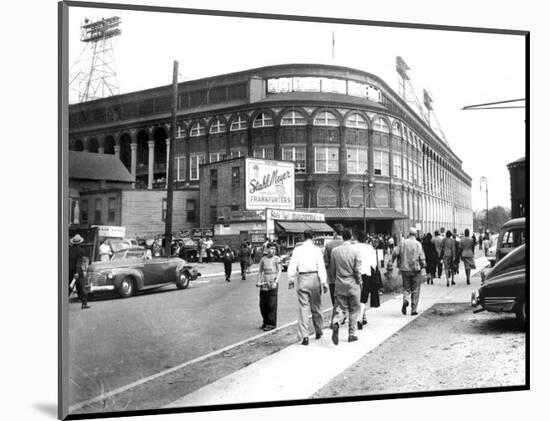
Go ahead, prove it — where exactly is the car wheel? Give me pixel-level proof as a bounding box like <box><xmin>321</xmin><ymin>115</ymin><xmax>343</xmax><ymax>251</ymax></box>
<box><xmin>118</xmin><ymin>277</ymin><xmax>135</xmax><ymax>298</ymax></box>
<box><xmin>515</xmin><ymin>299</ymin><xmax>526</xmax><ymax>326</ymax></box>
<box><xmin>176</xmin><ymin>271</ymin><xmax>190</xmax><ymax>289</ymax></box>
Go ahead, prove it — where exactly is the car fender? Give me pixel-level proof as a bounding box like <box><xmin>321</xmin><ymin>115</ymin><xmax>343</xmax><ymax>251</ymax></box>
<box><xmin>177</xmin><ymin>263</ymin><xmax>200</xmax><ymax>280</ymax></box>
<box><xmin>109</xmin><ymin>268</ymin><xmax>145</xmax><ymax>290</ymax></box>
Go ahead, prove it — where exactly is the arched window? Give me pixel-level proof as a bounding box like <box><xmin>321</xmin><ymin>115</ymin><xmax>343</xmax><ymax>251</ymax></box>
<box><xmin>252</xmin><ymin>112</ymin><xmax>274</xmax><ymax>128</ymax></box>
<box><xmin>313</xmin><ymin>111</ymin><xmax>340</xmax><ymax>127</ymax></box>
<box><xmin>349</xmin><ymin>186</ymin><xmax>364</xmax><ymax>207</ymax></box>
<box><xmin>392</xmin><ymin>121</ymin><xmax>402</xmax><ymax>138</ymax></box>
<box><xmin>209</xmin><ymin>119</ymin><xmax>226</xmax><ymax>134</ymax></box>
<box><xmin>317</xmin><ymin>185</ymin><xmax>337</xmax><ymax>207</ymax></box>
<box><xmin>176</xmin><ymin>124</ymin><xmax>186</xmax><ymax>139</ymax></box>
<box><xmin>345</xmin><ymin>113</ymin><xmax>368</xmax><ymax>129</ymax></box>
<box><xmin>295</xmin><ymin>188</ymin><xmax>304</xmax><ymax>208</ymax></box>
<box><xmin>280</xmin><ymin>111</ymin><xmax>306</xmax><ymax>126</ymax></box>
<box><xmin>190</xmin><ymin>122</ymin><xmax>206</xmax><ymax>137</ymax></box>
<box><xmin>230</xmin><ymin>115</ymin><xmax>247</xmax><ymax>131</ymax></box>
<box><xmin>373</xmin><ymin>118</ymin><xmax>389</xmax><ymax>133</ymax></box>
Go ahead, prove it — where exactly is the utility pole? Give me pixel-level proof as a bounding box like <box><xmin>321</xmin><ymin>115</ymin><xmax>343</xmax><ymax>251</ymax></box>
<box><xmin>164</xmin><ymin>60</ymin><xmax>178</xmax><ymax>256</ymax></box>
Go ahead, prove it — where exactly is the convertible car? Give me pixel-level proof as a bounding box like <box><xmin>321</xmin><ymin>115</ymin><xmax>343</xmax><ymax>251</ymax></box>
<box><xmin>471</xmin><ymin>244</ymin><xmax>526</xmax><ymax>325</ymax></box>
<box><xmin>86</xmin><ymin>248</ymin><xmax>201</xmax><ymax>298</ymax></box>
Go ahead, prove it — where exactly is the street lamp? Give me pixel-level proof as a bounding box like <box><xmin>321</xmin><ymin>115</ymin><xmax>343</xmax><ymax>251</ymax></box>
<box><xmin>480</xmin><ymin>176</ymin><xmax>489</xmax><ymax>232</ymax></box>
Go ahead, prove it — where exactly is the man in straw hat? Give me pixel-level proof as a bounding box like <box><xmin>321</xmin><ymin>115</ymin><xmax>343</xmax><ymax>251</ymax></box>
<box><xmin>390</xmin><ymin>227</ymin><xmax>426</xmax><ymax>316</ymax></box>
<box><xmin>69</xmin><ymin>234</ymin><xmax>91</xmax><ymax>309</ymax></box>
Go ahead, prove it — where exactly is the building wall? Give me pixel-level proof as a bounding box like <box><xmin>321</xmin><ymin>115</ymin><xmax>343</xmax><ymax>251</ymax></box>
<box><xmin>199</xmin><ymin>158</ymin><xmax>246</xmax><ymax>226</ymax></box>
<box><xmin>120</xmin><ymin>189</ymin><xmax>200</xmax><ymax>238</ymax></box>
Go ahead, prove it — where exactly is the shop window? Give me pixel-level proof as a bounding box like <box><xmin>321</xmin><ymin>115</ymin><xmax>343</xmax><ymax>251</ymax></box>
<box><xmin>230</xmin><ymin>115</ymin><xmax>247</xmax><ymax>131</ymax></box>
<box><xmin>313</xmin><ymin>111</ymin><xmax>339</xmax><ymax>127</ymax></box>
<box><xmin>317</xmin><ymin>185</ymin><xmax>337</xmax><ymax>207</ymax></box>
<box><xmin>345</xmin><ymin>113</ymin><xmax>368</xmax><ymax>129</ymax></box>
<box><xmin>190</xmin><ymin>122</ymin><xmax>206</xmax><ymax>137</ymax></box>
<box><xmin>108</xmin><ymin>197</ymin><xmax>116</xmax><ymax>223</ymax></box>
<box><xmin>209</xmin><ymin>119</ymin><xmax>226</xmax><ymax>134</ymax></box>
<box><xmin>186</xmin><ymin>199</ymin><xmax>196</xmax><ymax>222</ymax></box>
<box><xmin>252</xmin><ymin>112</ymin><xmax>274</xmax><ymax>128</ymax></box>
<box><xmin>176</xmin><ymin>156</ymin><xmax>186</xmax><ymax>181</ymax></box>
<box><xmin>232</xmin><ymin>167</ymin><xmax>240</xmax><ymax>185</ymax></box>
<box><xmin>373</xmin><ymin>151</ymin><xmax>389</xmax><ymax>176</ymax></box>
<box><xmin>282</xmin><ymin>146</ymin><xmax>306</xmax><ymax>172</ymax></box>
<box><xmin>253</xmin><ymin>147</ymin><xmax>274</xmax><ymax>159</ymax></box>
<box><xmin>295</xmin><ymin>189</ymin><xmax>304</xmax><ymax>207</ymax></box>
<box><xmin>315</xmin><ymin>147</ymin><xmax>339</xmax><ymax>173</ymax></box>
<box><xmin>161</xmin><ymin>198</ymin><xmax>167</xmax><ymax>222</ymax></box>
<box><xmin>190</xmin><ymin>155</ymin><xmax>205</xmax><ymax>180</ymax></box>
<box><xmin>81</xmin><ymin>199</ymin><xmax>88</xmax><ymax>223</ymax></box>
<box><xmin>373</xmin><ymin>118</ymin><xmax>389</xmax><ymax>133</ymax></box>
<box><xmin>350</xmin><ymin>186</ymin><xmax>365</xmax><ymax>207</ymax></box>
<box><xmin>210</xmin><ymin>169</ymin><xmax>218</xmax><ymax>188</ymax></box>
<box><xmin>347</xmin><ymin>148</ymin><xmax>368</xmax><ymax>174</ymax></box>
<box><xmin>94</xmin><ymin>198</ymin><xmax>102</xmax><ymax>223</ymax></box>
<box><xmin>280</xmin><ymin>111</ymin><xmax>307</xmax><ymax>126</ymax></box>
<box><xmin>392</xmin><ymin>154</ymin><xmax>402</xmax><ymax>178</ymax></box>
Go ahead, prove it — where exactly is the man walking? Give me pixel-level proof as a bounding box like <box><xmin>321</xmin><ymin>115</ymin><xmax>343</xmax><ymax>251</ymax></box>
<box><xmin>324</xmin><ymin>224</ymin><xmax>344</xmax><ymax>305</ymax></box>
<box><xmin>288</xmin><ymin>230</ymin><xmax>328</xmax><ymax>346</ymax></box>
<box><xmin>432</xmin><ymin>230</ymin><xmax>444</xmax><ymax>278</ymax></box>
<box><xmin>329</xmin><ymin>229</ymin><xmax>362</xmax><ymax>345</ymax></box>
<box><xmin>391</xmin><ymin>227</ymin><xmax>426</xmax><ymax>316</ymax></box>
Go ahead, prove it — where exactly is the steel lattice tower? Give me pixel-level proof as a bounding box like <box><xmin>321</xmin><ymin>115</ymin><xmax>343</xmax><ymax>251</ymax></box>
<box><xmin>69</xmin><ymin>17</ymin><xmax>121</xmax><ymax>103</ymax></box>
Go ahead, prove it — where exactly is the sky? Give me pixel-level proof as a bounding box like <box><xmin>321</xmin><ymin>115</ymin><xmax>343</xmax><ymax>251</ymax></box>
<box><xmin>68</xmin><ymin>6</ymin><xmax>526</xmax><ymax>212</ymax></box>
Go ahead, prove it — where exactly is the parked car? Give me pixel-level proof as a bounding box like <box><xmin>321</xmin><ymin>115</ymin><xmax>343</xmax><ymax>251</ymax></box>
<box><xmin>485</xmin><ymin>233</ymin><xmax>499</xmax><ymax>267</ymax></box>
<box><xmin>109</xmin><ymin>238</ymin><xmax>140</xmax><ymax>253</ymax></box>
<box><xmin>471</xmin><ymin>244</ymin><xmax>526</xmax><ymax>325</ymax></box>
<box><xmin>174</xmin><ymin>237</ymin><xmax>199</xmax><ymax>262</ymax></box>
<box><xmin>86</xmin><ymin>248</ymin><xmax>201</xmax><ymax>298</ymax></box>
<box><xmin>493</xmin><ymin>217</ymin><xmax>526</xmax><ymax>266</ymax></box>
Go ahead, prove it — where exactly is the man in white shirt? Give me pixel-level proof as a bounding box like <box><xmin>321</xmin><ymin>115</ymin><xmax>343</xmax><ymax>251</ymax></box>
<box><xmin>288</xmin><ymin>230</ymin><xmax>329</xmax><ymax>346</ymax></box>
<box><xmin>99</xmin><ymin>239</ymin><xmax>112</xmax><ymax>262</ymax></box>
<box><xmin>352</xmin><ymin>231</ymin><xmax>378</xmax><ymax>329</ymax></box>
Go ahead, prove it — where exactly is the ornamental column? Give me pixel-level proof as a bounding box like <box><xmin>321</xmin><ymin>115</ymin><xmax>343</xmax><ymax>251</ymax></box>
<box><xmin>130</xmin><ymin>143</ymin><xmax>137</xmax><ymax>189</ymax></box>
<box><xmin>114</xmin><ymin>145</ymin><xmax>121</xmax><ymax>158</ymax></box>
<box><xmin>274</xmin><ymin>125</ymin><xmax>282</xmax><ymax>160</ymax></box>
<box><xmin>165</xmin><ymin>138</ymin><xmax>171</xmax><ymax>187</ymax></box>
<box><xmin>367</xmin><ymin>128</ymin><xmax>374</xmax><ymax>208</ymax></box>
<box><xmin>147</xmin><ymin>140</ymin><xmax>155</xmax><ymax>189</ymax></box>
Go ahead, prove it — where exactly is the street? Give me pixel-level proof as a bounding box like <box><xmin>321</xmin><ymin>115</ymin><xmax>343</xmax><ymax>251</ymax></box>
<box><xmin>68</xmin><ymin>252</ymin><xmax>525</xmax><ymax>415</ymax></box>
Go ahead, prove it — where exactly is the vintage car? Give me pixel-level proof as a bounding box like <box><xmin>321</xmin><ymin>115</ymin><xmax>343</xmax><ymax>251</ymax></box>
<box><xmin>493</xmin><ymin>217</ymin><xmax>526</xmax><ymax>266</ymax></box>
<box><xmin>86</xmin><ymin>248</ymin><xmax>201</xmax><ymax>298</ymax></box>
<box><xmin>471</xmin><ymin>243</ymin><xmax>526</xmax><ymax>325</ymax></box>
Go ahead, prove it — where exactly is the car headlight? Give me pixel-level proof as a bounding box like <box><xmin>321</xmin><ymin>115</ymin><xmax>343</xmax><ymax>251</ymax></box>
<box><xmin>106</xmin><ymin>272</ymin><xmax>114</xmax><ymax>279</ymax></box>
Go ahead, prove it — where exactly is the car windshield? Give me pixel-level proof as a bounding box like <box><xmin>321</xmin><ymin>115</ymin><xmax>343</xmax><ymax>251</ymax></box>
<box><xmin>111</xmin><ymin>249</ymin><xmax>145</xmax><ymax>261</ymax></box>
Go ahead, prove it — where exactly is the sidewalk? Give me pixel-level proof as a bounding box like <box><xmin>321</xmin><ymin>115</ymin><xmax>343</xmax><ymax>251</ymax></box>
<box><xmin>164</xmin><ymin>256</ymin><xmax>489</xmax><ymax>408</ymax></box>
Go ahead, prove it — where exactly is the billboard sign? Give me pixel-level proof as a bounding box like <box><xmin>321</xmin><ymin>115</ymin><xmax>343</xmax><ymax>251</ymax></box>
<box><xmin>245</xmin><ymin>158</ymin><xmax>295</xmax><ymax>210</ymax></box>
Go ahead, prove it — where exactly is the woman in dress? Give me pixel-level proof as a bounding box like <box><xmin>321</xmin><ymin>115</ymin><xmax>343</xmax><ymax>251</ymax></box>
<box><xmin>459</xmin><ymin>228</ymin><xmax>476</xmax><ymax>285</ymax></box>
<box><xmin>421</xmin><ymin>233</ymin><xmax>438</xmax><ymax>285</ymax></box>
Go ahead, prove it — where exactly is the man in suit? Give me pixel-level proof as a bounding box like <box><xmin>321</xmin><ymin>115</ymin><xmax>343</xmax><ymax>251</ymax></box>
<box><xmin>324</xmin><ymin>224</ymin><xmax>345</xmax><ymax>305</ymax></box>
<box><xmin>432</xmin><ymin>230</ymin><xmax>444</xmax><ymax>278</ymax></box>
<box><xmin>329</xmin><ymin>229</ymin><xmax>362</xmax><ymax>345</ymax></box>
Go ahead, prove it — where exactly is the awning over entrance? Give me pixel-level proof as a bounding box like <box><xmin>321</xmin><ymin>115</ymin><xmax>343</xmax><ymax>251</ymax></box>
<box><xmin>275</xmin><ymin>221</ymin><xmax>311</xmax><ymax>233</ymax></box>
<box><xmin>301</xmin><ymin>208</ymin><xmax>408</xmax><ymax>220</ymax></box>
<box><xmin>275</xmin><ymin>221</ymin><xmax>334</xmax><ymax>233</ymax></box>
<box><xmin>305</xmin><ymin>221</ymin><xmax>334</xmax><ymax>233</ymax></box>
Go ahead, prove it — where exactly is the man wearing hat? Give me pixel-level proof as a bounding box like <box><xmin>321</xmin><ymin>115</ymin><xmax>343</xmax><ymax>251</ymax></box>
<box><xmin>390</xmin><ymin>227</ymin><xmax>426</xmax><ymax>316</ymax></box>
<box><xmin>69</xmin><ymin>234</ymin><xmax>91</xmax><ymax>309</ymax></box>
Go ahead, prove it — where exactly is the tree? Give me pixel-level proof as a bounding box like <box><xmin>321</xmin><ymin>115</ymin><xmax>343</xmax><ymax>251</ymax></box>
<box><xmin>473</xmin><ymin>206</ymin><xmax>511</xmax><ymax>233</ymax></box>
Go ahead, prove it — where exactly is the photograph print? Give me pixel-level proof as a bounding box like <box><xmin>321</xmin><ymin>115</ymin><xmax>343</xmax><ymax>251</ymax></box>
<box><xmin>60</xmin><ymin>1</ymin><xmax>527</xmax><ymax>419</ymax></box>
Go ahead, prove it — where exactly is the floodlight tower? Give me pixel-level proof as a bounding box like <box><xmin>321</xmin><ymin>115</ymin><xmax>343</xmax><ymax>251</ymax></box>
<box><xmin>69</xmin><ymin>16</ymin><xmax>121</xmax><ymax>103</ymax></box>
<box><xmin>395</xmin><ymin>56</ymin><xmax>427</xmax><ymax>123</ymax></box>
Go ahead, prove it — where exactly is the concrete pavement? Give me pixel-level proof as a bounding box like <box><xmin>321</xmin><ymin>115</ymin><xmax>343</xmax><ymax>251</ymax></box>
<box><xmin>164</xmin><ymin>256</ymin><xmax>488</xmax><ymax>408</ymax></box>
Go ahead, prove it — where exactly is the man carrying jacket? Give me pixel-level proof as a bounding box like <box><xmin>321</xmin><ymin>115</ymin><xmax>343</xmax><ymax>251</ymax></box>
<box><xmin>391</xmin><ymin>227</ymin><xmax>426</xmax><ymax>316</ymax></box>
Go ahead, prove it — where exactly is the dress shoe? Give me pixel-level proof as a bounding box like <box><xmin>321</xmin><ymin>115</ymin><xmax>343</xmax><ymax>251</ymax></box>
<box><xmin>348</xmin><ymin>335</ymin><xmax>359</xmax><ymax>342</ymax></box>
<box><xmin>357</xmin><ymin>321</ymin><xmax>363</xmax><ymax>330</ymax></box>
<box><xmin>263</xmin><ymin>325</ymin><xmax>275</xmax><ymax>331</ymax></box>
<box><xmin>260</xmin><ymin>324</ymin><xmax>266</xmax><ymax>330</ymax></box>
<box><xmin>315</xmin><ymin>332</ymin><xmax>323</xmax><ymax>340</ymax></box>
<box><xmin>301</xmin><ymin>337</ymin><xmax>309</xmax><ymax>346</ymax></box>
<box><xmin>451</xmin><ymin>280</ymin><xmax>456</xmax><ymax>285</ymax></box>
<box><xmin>467</xmin><ymin>280</ymin><xmax>471</xmax><ymax>285</ymax></box>
<box><xmin>401</xmin><ymin>300</ymin><xmax>409</xmax><ymax>315</ymax></box>
<box><xmin>331</xmin><ymin>323</ymin><xmax>339</xmax><ymax>345</ymax></box>
<box><xmin>81</xmin><ymin>304</ymin><xmax>91</xmax><ymax>309</ymax></box>
<box><xmin>447</xmin><ymin>282</ymin><xmax>450</xmax><ymax>287</ymax></box>
<box><xmin>362</xmin><ymin>318</ymin><xmax>368</xmax><ymax>325</ymax></box>
<box><xmin>411</xmin><ymin>311</ymin><xmax>418</xmax><ymax>316</ymax></box>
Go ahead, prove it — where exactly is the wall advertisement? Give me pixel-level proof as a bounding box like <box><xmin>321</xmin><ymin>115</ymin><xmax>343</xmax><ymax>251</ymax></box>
<box><xmin>245</xmin><ymin>158</ymin><xmax>295</xmax><ymax>210</ymax></box>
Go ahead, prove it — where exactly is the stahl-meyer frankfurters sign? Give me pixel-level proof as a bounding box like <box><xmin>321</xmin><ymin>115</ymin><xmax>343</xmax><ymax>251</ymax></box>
<box><xmin>245</xmin><ymin>158</ymin><xmax>295</xmax><ymax>211</ymax></box>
